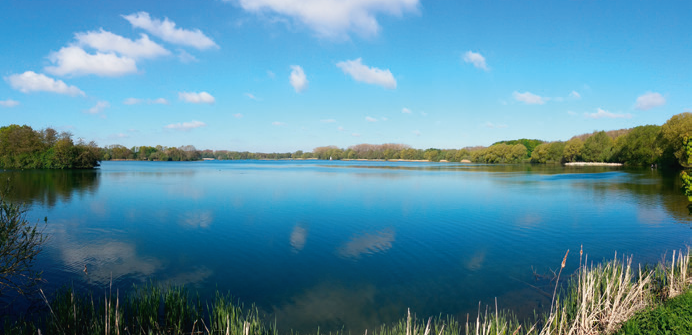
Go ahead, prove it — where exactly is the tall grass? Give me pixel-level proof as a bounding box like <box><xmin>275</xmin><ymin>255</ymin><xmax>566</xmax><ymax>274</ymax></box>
<box><xmin>3</xmin><ymin>248</ymin><xmax>690</xmax><ymax>335</ymax></box>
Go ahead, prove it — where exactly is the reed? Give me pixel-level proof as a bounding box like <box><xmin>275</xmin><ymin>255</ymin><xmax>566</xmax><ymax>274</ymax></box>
<box><xmin>2</xmin><ymin>248</ymin><xmax>690</xmax><ymax>335</ymax></box>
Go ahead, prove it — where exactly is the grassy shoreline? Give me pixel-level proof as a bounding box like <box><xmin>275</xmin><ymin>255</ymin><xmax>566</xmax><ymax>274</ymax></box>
<box><xmin>3</xmin><ymin>248</ymin><xmax>690</xmax><ymax>335</ymax></box>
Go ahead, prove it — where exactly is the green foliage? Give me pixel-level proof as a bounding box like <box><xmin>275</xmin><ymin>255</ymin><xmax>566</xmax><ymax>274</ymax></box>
<box><xmin>492</xmin><ymin>138</ymin><xmax>544</xmax><ymax>157</ymax></box>
<box><xmin>0</xmin><ymin>124</ymin><xmax>99</xmax><ymax>169</ymax></box>
<box><xmin>0</xmin><ymin>185</ymin><xmax>45</xmax><ymax>296</ymax></box>
<box><xmin>562</xmin><ymin>138</ymin><xmax>584</xmax><ymax>163</ymax></box>
<box><xmin>472</xmin><ymin>143</ymin><xmax>527</xmax><ymax>163</ymax></box>
<box><xmin>658</xmin><ymin>112</ymin><xmax>692</xmax><ymax>167</ymax></box>
<box><xmin>613</xmin><ymin>125</ymin><xmax>662</xmax><ymax>165</ymax></box>
<box><xmin>581</xmin><ymin>131</ymin><xmax>614</xmax><ymax>162</ymax></box>
<box><xmin>615</xmin><ymin>290</ymin><xmax>692</xmax><ymax>335</ymax></box>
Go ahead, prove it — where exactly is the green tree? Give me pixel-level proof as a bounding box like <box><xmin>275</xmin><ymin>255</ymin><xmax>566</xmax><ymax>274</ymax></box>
<box><xmin>658</xmin><ymin>112</ymin><xmax>692</xmax><ymax>167</ymax></box>
<box><xmin>581</xmin><ymin>131</ymin><xmax>614</xmax><ymax>162</ymax></box>
<box><xmin>0</xmin><ymin>186</ymin><xmax>45</xmax><ymax>296</ymax></box>
<box><xmin>563</xmin><ymin>138</ymin><xmax>584</xmax><ymax>162</ymax></box>
<box><xmin>612</xmin><ymin>125</ymin><xmax>662</xmax><ymax>165</ymax></box>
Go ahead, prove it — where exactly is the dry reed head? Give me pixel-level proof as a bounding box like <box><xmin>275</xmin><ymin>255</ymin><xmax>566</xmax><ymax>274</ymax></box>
<box><xmin>580</xmin><ymin>245</ymin><xmax>583</xmax><ymax>258</ymax></box>
<box><xmin>561</xmin><ymin>250</ymin><xmax>569</xmax><ymax>269</ymax></box>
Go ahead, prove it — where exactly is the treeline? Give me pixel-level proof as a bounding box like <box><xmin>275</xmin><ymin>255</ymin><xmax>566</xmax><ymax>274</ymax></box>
<box><xmin>0</xmin><ymin>125</ymin><xmax>100</xmax><ymax>169</ymax></box>
<box><xmin>38</xmin><ymin>111</ymin><xmax>692</xmax><ymax>169</ymax></box>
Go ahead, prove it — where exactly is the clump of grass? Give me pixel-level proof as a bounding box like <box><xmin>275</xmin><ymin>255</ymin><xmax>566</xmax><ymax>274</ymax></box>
<box><xmin>614</xmin><ymin>289</ymin><xmax>692</xmax><ymax>334</ymax></box>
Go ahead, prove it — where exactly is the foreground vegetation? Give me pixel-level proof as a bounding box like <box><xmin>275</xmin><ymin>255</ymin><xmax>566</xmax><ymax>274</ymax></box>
<box><xmin>97</xmin><ymin>112</ymin><xmax>692</xmax><ymax>169</ymax></box>
<box><xmin>3</xmin><ymin>247</ymin><xmax>690</xmax><ymax>335</ymax></box>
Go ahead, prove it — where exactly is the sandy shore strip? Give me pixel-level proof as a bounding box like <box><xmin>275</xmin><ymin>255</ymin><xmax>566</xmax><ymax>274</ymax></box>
<box><xmin>565</xmin><ymin>162</ymin><xmax>624</xmax><ymax>166</ymax></box>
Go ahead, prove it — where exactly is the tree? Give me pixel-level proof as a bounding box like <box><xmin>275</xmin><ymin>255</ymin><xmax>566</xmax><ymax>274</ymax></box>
<box><xmin>0</xmin><ymin>186</ymin><xmax>45</xmax><ymax>296</ymax></box>
<box><xmin>563</xmin><ymin>138</ymin><xmax>584</xmax><ymax>162</ymax></box>
<box><xmin>581</xmin><ymin>131</ymin><xmax>614</xmax><ymax>162</ymax></box>
<box><xmin>658</xmin><ymin>112</ymin><xmax>692</xmax><ymax>167</ymax></box>
<box><xmin>612</xmin><ymin>125</ymin><xmax>661</xmax><ymax>165</ymax></box>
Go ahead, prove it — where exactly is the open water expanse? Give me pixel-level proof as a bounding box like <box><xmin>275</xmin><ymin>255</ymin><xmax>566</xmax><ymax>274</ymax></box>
<box><xmin>3</xmin><ymin>160</ymin><xmax>691</xmax><ymax>332</ymax></box>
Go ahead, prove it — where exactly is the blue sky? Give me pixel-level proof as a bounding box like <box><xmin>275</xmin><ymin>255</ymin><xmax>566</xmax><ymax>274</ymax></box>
<box><xmin>1</xmin><ymin>0</ymin><xmax>690</xmax><ymax>152</ymax></box>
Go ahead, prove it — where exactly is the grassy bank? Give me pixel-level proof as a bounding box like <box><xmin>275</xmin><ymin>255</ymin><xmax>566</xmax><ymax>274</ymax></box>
<box><xmin>3</xmin><ymin>248</ymin><xmax>690</xmax><ymax>335</ymax></box>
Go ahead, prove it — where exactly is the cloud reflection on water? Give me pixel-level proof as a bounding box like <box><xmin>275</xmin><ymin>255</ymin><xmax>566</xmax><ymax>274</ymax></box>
<box><xmin>338</xmin><ymin>229</ymin><xmax>395</xmax><ymax>259</ymax></box>
<box><xmin>290</xmin><ymin>224</ymin><xmax>308</xmax><ymax>252</ymax></box>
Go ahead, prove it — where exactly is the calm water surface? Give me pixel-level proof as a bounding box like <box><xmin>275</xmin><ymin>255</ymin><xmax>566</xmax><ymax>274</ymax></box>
<box><xmin>3</xmin><ymin>161</ymin><xmax>691</xmax><ymax>332</ymax></box>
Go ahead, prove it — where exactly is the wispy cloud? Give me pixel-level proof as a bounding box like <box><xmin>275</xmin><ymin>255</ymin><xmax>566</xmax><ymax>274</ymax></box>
<box><xmin>462</xmin><ymin>51</ymin><xmax>488</xmax><ymax>71</ymax></box>
<box><xmin>569</xmin><ymin>91</ymin><xmax>581</xmax><ymax>99</ymax></box>
<box><xmin>485</xmin><ymin>122</ymin><xmax>508</xmax><ymax>129</ymax></box>
<box><xmin>228</xmin><ymin>0</ymin><xmax>419</xmax><ymax>39</ymax></box>
<box><xmin>402</xmin><ymin>107</ymin><xmax>411</xmax><ymax>114</ymax></box>
<box><xmin>244</xmin><ymin>93</ymin><xmax>260</xmax><ymax>101</ymax></box>
<box><xmin>272</xmin><ymin>121</ymin><xmax>286</xmax><ymax>126</ymax></box>
<box><xmin>179</xmin><ymin>91</ymin><xmax>215</xmax><ymax>104</ymax></box>
<box><xmin>351</xmin><ymin>133</ymin><xmax>361</xmax><ymax>137</ymax></box>
<box><xmin>337</xmin><ymin>126</ymin><xmax>345</xmax><ymax>131</ymax></box>
<box><xmin>164</xmin><ymin>120</ymin><xmax>207</xmax><ymax>131</ymax></box>
<box><xmin>365</xmin><ymin>116</ymin><xmax>377</xmax><ymax>122</ymax></box>
<box><xmin>234</xmin><ymin>113</ymin><xmax>244</xmax><ymax>118</ymax></box>
<box><xmin>336</xmin><ymin>58</ymin><xmax>396</xmax><ymax>89</ymax></box>
<box><xmin>0</xmin><ymin>99</ymin><xmax>20</xmax><ymax>107</ymax></box>
<box><xmin>6</xmin><ymin>71</ymin><xmax>85</xmax><ymax>96</ymax></box>
<box><xmin>75</xmin><ymin>29</ymin><xmax>170</xmax><ymax>59</ymax></box>
<box><xmin>86</xmin><ymin>100</ymin><xmax>110</xmax><ymax>115</ymax></box>
<box><xmin>635</xmin><ymin>92</ymin><xmax>666</xmax><ymax>110</ymax></box>
<box><xmin>289</xmin><ymin>65</ymin><xmax>308</xmax><ymax>93</ymax></box>
<box><xmin>123</xmin><ymin>12</ymin><xmax>218</xmax><ymax>50</ymax></box>
<box><xmin>513</xmin><ymin>91</ymin><xmax>546</xmax><ymax>105</ymax></box>
<box><xmin>584</xmin><ymin>108</ymin><xmax>632</xmax><ymax>119</ymax></box>
<box><xmin>321</xmin><ymin>119</ymin><xmax>336</xmax><ymax>123</ymax></box>
<box><xmin>412</xmin><ymin>130</ymin><xmax>421</xmax><ymax>136</ymax></box>
<box><xmin>123</xmin><ymin>97</ymin><xmax>169</xmax><ymax>105</ymax></box>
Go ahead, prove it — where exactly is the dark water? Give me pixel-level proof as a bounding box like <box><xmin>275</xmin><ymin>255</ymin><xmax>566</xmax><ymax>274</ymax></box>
<box><xmin>3</xmin><ymin>161</ymin><xmax>691</xmax><ymax>332</ymax></box>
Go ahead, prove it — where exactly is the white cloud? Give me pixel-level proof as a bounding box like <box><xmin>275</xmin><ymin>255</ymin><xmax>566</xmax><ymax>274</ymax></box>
<box><xmin>177</xmin><ymin>49</ymin><xmax>198</xmax><ymax>63</ymax></box>
<box><xmin>234</xmin><ymin>113</ymin><xmax>244</xmax><ymax>118</ymax></box>
<box><xmin>0</xmin><ymin>99</ymin><xmax>20</xmax><ymax>107</ymax></box>
<box><xmin>462</xmin><ymin>51</ymin><xmax>488</xmax><ymax>71</ymax></box>
<box><xmin>635</xmin><ymin>92</ymin><xmax>666</xmax><ymax>110</ymax></box>
<box><xmin>321</xmin><ymin>119</ymin><xmax>336</xmax><ymax>123</ymax></box>
<box><xmin>86</xmin><ymin>101</ymin><xmax>110</xmax><ymax>114</ymax></box>
<box><xmin>402</xmin><ymin>107</ymin><xmax>411</xmax><ymax>114</ymax></box>
<box><xmin>244</xmin><ymin>93</ymin><xmax>259</xmax><ymax>101</ymax></box>
<box><xmin>412</xmin><ymin>129</ymin><xmax>421</xmax><ymax>136</ymax></box>
<box><xmin>485</xmin><ymin>122</ymin><xmax>508</xmax><ymax>129</ymax></box>
<box><xmin>5</xmin><ymin>71</ymin><xmax>85</xmax><ymax>96</ymax></box>
<box><xmin>513</xmin><ymin>91</ymin><xmax>546</xmax><ymax>105</ymax></box>
<box><xmin>289</xmin><ymin>65</ymin><xmax>308</xmax><ymax>93</ymax></box>
<box><xmin>365</xmin><ymin>116</ymin><xmax>377</xmax><ymax>122</ymax></box>
<box><xmin>567</xmin><ymin>111</ymin><xmax>578</xmax><ymax>116</ymax></box>
<box><xmin>75</xmin><ymin>29</ymin><xmax>170</xmax><ymax>59</ymax></box>
<box><xmin>229</xmin><ymin>0</ymin><xmax>419</xmax><ymax>39</ymax></box>
<box><xmin>272</xmin><ymin>121</ymin><xmax>286</xmax><ymax>126</ymax></box>
<box><xmin>584</xmin><ymin>108</ymin><xmax>632</xmax><ymax>119</ymax></box>
<box><xmin>336</xmin><ymin>58</ymin><xmax>396</xmax><ymax>89</ymax></box>
<box><xmin>569</xmin><ymin>91</ymin><xmax>581</xmax><ymax>99</ymax></box>
<box><xmin>178</xmin><ymin>91</ymin><xmax>215</xmax><ymax>104</ymax></box>
<box><xmin>46</xmin><ymin>46</ymin><xmax>137</xmax><ymax>77</ymax></box>
<box><xmin>381</xmin><ymin>117</ymin><xmax>388</xmax><ymax>121</ymax></box>
<box><xmin>351</xmin><ymin>133</ymin><xmax>361</xmax><ymax>137</ymax></box>
<box><xmin>267</xmin><ymin>70</ymin><xmax>276</xmax><ymax>79</ymax></box>
<box><xmin>122</xmin><ymin>12</ymin><xmax>218</xmax><ymax>50</ymax></box>
<box><xmin>164</xmin><ymin>120</ymin><xmax>207</xmax><ymax>131</ymax></box>
<box><xmin>124</xmin><ymin>97</ymin><xmax>169</xmax><ymax>105</ymax></box>
<box><xmin>123</xmin><ymin>98</ymin><xmax>142</xmax><ymax>105</ymax></box>
<box><xmin>337</xmin><ymin>126</ymin><xmax>345</xmax><ymax>131</ymax></box>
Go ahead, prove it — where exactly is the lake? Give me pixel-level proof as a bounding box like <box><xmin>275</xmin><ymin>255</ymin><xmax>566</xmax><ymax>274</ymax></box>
<box><xmin>2</xmin><ymin>161</ymin><xmax>691</xmax><ymax>332</ymax></box>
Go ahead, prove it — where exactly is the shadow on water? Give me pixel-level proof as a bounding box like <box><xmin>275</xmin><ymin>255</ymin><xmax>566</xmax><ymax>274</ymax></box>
<box><xmin>0</xmin><ymin>169</ymin><xmax>100</xmax><ymax>207</ymax></box>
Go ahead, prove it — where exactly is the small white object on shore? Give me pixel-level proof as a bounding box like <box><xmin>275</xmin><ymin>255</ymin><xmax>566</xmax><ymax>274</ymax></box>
<box><xmin>564</xmin><ymin>162</ymin><xmax>623</xmax><ymax>166</ymax></box>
